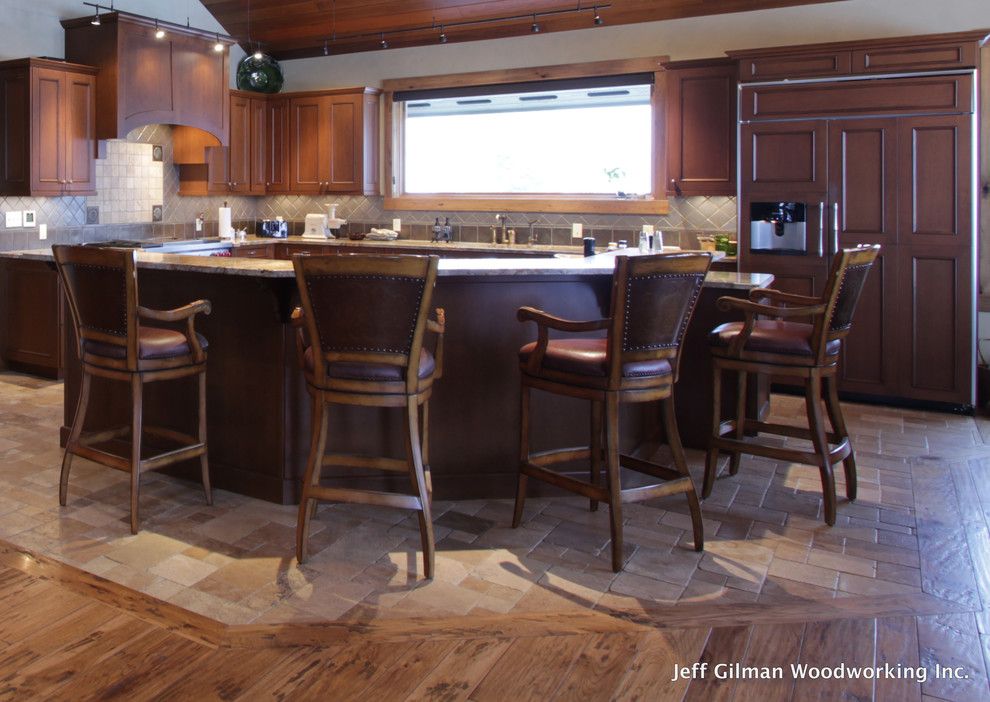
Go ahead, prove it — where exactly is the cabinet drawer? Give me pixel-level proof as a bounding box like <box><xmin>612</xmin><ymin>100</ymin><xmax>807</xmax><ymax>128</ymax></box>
<box><xmin>738</xmin><ymin>51</ymin><xmax>851</xmax><ymax>82</ymax></box>
<box><xmin>853</xmin><ymin>41</ymin><xmax>979</xmax><ymax>74</ymax></box>
<box><xmin>231</xmin><ymin>244</ymin><xmax>274</xmax><ymax>258</ymax></box>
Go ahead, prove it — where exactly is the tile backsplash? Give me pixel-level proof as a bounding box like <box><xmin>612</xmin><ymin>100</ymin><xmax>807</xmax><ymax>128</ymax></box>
<box><xmin>0</xmin><ymin>123</ymin><xmax>737</xmax><ymax>252</ymax></box>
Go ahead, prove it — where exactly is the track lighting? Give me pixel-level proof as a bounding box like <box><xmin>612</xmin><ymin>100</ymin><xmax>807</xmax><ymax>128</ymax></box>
<box><xmin>90</xmin><ymin>8</ymin><xmax>101</xmax><ymax>26</ymax></box>
<box><xmin>154</xmin><ymin>19</ymin><xmax>165</xmax><ymax>39</ymax></box>
<box><xmin>439</xmin><ymin>26</ymin><xmax>447</xmax><ymax>43</ymax></box>
<box><xmin>380</xmin><ymin>34</ymin><xmax>388</xmax><ymax>49</ymax></box>
<box><xmin>323</xmin><ymin>39</ymin><xmax>329</xmax><ymax>55</ymax></box>
<box><xmin>213</xmin><ymin>34</ymin><xmax>224</xmax><ymax>52</ymax></box>
<box><xmin>531</xmin><ymin>14</ymin><xmax>541</xmax><ymax>33</ymax></box>
<box><xmin>593</xmin><ymin>7</ymin><xmax>603</xmax><ymax>25</ymax></box>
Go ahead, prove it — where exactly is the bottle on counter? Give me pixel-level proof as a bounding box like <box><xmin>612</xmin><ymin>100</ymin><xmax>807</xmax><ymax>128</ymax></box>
<box><xmin>653</xmin><ymin>229</ymin><xmax>664</xmax><ymax>253</ymax></box>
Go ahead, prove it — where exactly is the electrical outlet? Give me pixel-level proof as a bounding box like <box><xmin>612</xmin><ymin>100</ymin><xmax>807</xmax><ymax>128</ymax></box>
<box><xmin>392</xmin><ymin>218</ymin><xmax>401</xmax><ymax>232</ymax></box>
<box><xmin>38</xmin><ymin>224</ymin><xmax>47</xmax><ymax>240</ymax></box>
<box><xmin>23</xmin><ymin>210</ymin><xmax>36</xmax><ymax>227</ymax></box>
<box><xmin>571</xmin><ymin>222</ymin><xmax>583</xmax><ymax>238</ymax></box>
<box><xmin>5</xmin><ymin>211</ymin><xmax>22</xmax><ymax>228</ymax></box>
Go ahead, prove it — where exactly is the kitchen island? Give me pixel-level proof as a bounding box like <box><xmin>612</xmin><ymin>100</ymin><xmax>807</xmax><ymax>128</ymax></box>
<box><xmin>4</xmin><ymin>246</ymin><xmax>771</xmax><ymax>503</ymax></box>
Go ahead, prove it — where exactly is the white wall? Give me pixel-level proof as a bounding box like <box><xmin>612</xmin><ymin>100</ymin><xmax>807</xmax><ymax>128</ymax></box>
<box><xmin>280</xmin><ymin>0</ymin><xmax>990</xmax><ymax>90</ymax></box>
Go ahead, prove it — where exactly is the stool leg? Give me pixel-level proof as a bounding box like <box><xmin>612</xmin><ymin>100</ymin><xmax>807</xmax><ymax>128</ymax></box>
<box><xmin>604</xmin><ymin>393</ymin><xmax>624</xmax><ymax>572</ymax></box>
<box><xmin>824</xmin><ymin>374</ymin><xmax>857</xmax><ymax>501</ymax></box>
<box><xmin>60</xmin><ymin>369</ymin><xmax>92</xmax><ymax>507</ymax></box>
<box><xmin>730</xmin><ymin>370</ymin><xmax>747</xmax><ymax>476</ymax></box>
<box><xmin>198</xmin><ymin>371</ymin><xmax>212</xmax><ymax>506</ymax></box>
<box><xmin>405</xmin><ymin>396</ymin><xmax>435</xmax><ymax>579</ymax></box>
<box><xmin>589</xmin><ymin>400</ymin><xmax>603</xmax><ymax>513</ymax></box>
<box><xmin>806</xmin><ymin>374</ymin><xmax>837</xmax><ymax>526</ymax></box>
<box><xmin>703</xmin><ymin>362</ymin><xmax>723</xmax><ymax>499</ymax></box>
<box><xmin>296</xmin><ymin>395</ymin><xmax>328</xmax><ymax>564</ymax></box>
<box><xmin>662</xmin><ymin>396</ymin><xmax>703</xmax><ymax>552</ymax></box>
<box><xmin>512</xmin><ymin>384</ymin><xmax>531</xmax><ymax>529</ymax></box>
<box><xmin>129</xmin><ymin>376</ymin><xmax>143</xmax><ymax>535</ymax></box>
<box><xmin>420</xmin><ymin>400</ymin><xmax>433</xmax><ymax>501</ymax></box>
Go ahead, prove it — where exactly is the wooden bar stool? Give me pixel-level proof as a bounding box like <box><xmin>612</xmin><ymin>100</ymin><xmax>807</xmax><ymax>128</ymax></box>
<box><xmin>703</xmin><ymin>244</ymin><xmax>880</xmax><ymax>525</ymax></box>
<box><xmin>292</xmin><ymin>253</ymin><xmax>445</xmax><ymax>579</ymax></box>
<box><xmin>512</xmin><ymin>252</ymin><xmax>712</xmax><ymax>572</ymax></box>
<box><xmin>53</xmin><ymin>245</ymin><xmax>213</xmax><ymax>534</ymax></box>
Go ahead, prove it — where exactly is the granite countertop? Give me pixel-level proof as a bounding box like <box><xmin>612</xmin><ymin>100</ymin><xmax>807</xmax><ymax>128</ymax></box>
<box><xmin>0</xmin><ymin>246</ymin><xmax>770</xmax><ymax>289</ymax></box>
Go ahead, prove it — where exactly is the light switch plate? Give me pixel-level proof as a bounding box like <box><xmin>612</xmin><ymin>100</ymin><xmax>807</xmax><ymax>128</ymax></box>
<box><xmin>38</xmin><ymin>224</ymin><xmax>47</xmax><ymax>240</ymax></box>
<box><xmin>23</xmin><ymin>210</ymin><xmax>36</xmax><ymax>227</ymax></box>
<box><xmin>5</xmin><ymin>211</ymin><xmax>22</xmax><ymax>228</ymax></box>
<box><xmin>392</xmin><ymin>218</ymin><xmax>401</xmax><ymax>232</ymax></box>
<box><xmin>571</xmin><ymin>222</ymin><xmax>583</xmax><ymax>238</ymax></box>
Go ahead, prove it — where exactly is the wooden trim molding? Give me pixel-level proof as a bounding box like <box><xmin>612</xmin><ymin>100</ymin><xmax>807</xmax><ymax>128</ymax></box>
<box><xmin>383</xmin><ymin>195</ymin><xmax>670</xmax><ymax>215</ymax></box>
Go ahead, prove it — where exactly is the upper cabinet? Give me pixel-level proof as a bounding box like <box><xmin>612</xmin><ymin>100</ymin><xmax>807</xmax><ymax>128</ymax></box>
<box><xmin>62</xmin><ymin>12</ymin><xmax>230</xmax><ymax>143</ymax></box>
<box><xmin>663</xmin><ymin>58</ymin><xmax>736</xmax><ymax>197</ymax></box>
<box><xmin>288</xmin><ymin>88</ymin><xmax>380</xmax><ymax>196</ymax></box>
<box><xmin>0</xmin><ymin>58</ymin><xmax>97</xmax><ymax>196</ymax></box>
<box><xmin>730</xmin><ymin>30</ymin><xmax>986</xmax><ymax>82</ymax></box>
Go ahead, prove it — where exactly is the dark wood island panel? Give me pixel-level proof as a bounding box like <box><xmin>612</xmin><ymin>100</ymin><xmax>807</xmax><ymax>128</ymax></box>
<box><xmin>49</xmin><ymin>253</ymin><xmax>770</xmax><ymax>504</ymax></box>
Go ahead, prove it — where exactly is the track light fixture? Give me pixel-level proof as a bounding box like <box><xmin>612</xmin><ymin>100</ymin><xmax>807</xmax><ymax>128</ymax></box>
<box><xmin>91</xmin><ymin>11</ymin><xmax>101</xmax><ymax>26</ymax></box>
<box><xmin>81</xmin><ymin>3</ymin><xmax>233</xmax><ymax>54</ymax></box>
<box><xmin>213</xmin><ymin>33</ymin><xmax>224</xmax><ymax>52</ymax></box>
<box><xmin>154</xmin><ymin>19</ymin><xmax>165</xmax><ymax>39</ymax></box>
<box><xmin>593</xmin><ymin>6</ymin><xmax>603</xmax><ymax>25</ymax></box>
<box><xmin>324</xmin><ymin>39</ymin><xmax>329</xmax><ymax>55</ymax></box>
<box><xmin>531</xmin><ymin>14</ymin><xmax>540</xmax><ymax>33</ymax></box>
<box><xmin>380</xmin><ymin>33</ymin><xmax>388</xmax><ymax>49</ymax></box>
<box><xmin>439</xmin><ymin>25</ymin><xmax>447</xmax><ymax>43</ymax></box>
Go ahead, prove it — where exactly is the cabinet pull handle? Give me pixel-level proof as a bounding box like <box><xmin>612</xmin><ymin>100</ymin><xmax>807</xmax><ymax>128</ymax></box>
<box><xmin>832</xmin><ymin>202</ymin><xmax>839</xmax><ymax>255</ymax></box>
<box><xmin>817</xmin><ymin>201</ymin><xmax>825</xmax><ymax>257</ymax></box>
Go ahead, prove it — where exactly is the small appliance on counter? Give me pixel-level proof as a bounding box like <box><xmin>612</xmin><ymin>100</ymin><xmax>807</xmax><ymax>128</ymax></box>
<box><xmin>750</xmin><ymin>201</ymin><xmax>807</xmax><ymax>253</ymax></box>
<box><xmin>259</xmin><ymin>218</ymin><xmax>288</xmax><ymax>238</ymax></box>
<box><xmin>303</xmin><ymin>203</ymin><xmax>346</xmax><ymax>240</ymax></box>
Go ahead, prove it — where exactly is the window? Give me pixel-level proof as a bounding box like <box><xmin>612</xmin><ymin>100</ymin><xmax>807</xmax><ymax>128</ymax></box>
<box><xmin>401</xmin><ymin>82</ymin><xmax>652</xmax><ymax>195</ymax></box>
<box><xmin>383</xmin><ymin>59</ymin><xmax>667</xmax><ymax>214</ymax></box>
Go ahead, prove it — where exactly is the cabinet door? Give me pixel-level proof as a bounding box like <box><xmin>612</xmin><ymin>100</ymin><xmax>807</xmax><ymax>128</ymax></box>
<box><xmin>205</xmin><ymin>145</ymin><xmax>230</xmax><ymax>195</ymax></box>
<box><xmin>741</xmin><ymin>120</ymin><xmax>827</xmax><ymax>193</ymax></box>
<box><xmin>30</xmin><ymin>67</ymin><xmax>65</xmax><ymax>195</ymax></box>
<box><xmin>896</xmin><ymin>246</ymin><xmax>973</xmax><ymax>404</ymax></box>
<box><xmin>327</xmin><ymin>95</ymin><xmax>360</xmax><ymax>192</ymax></box>
<box><xmin>897</xmin><ymin>114</ymin><xmax>972</xmax><ymax>249</ymax></box>
<box><xmin>828</xmin><ymin>118</ymin><xmax>898</xmax><ymax>250</ymax></box>
<box><xmin>666</xmin><ymin>63</ymin><xmax>736</xmax><ymax>196</ymax></box>
<box><xmin>838</xmin><ymin>247</ymin><xmax>899</xmax><ymax>396</ymax></box>
<box><xmin>289</xmin><ymin>96</ymin><xmax>327</xmax><ymax>194</ymax></box>
<box><xmin>228</xmin><ymin>93</ymin><xmax>250</xmax><ymax>193</ymax></box>
<box><xmin>249</xmin><ymin>97</ymin><xmax>266</xmax><ymax>194</ymax></box>
<box><xmin>0</xmin><ymin>69</ymin><xmax>29</xmax><ymax>193</ymax></box>
<box><xmin>3</xmin><ymin>260</ymin><xmax>62</xmax><ymax>378</ymax></box>
<box><xmin>266</xmin><ymin>98</ymin><xmax>289</xmax><ymax>192</ymax></box>
<box><xmin>63</xmin><ymin>71</ymin><xmax>96</xmax><ymax>194</ymax></box>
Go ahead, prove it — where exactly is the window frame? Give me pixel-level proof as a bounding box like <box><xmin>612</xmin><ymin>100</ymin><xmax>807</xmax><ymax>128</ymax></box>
<box><xmin>382</xmin><ymin>57</ymin><xmax>670</xmax><ymax>215</ymax></box>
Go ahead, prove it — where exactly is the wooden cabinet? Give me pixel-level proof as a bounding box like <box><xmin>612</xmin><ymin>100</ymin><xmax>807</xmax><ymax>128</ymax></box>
<box><xmin>289</xmin><ymin>88</ymin><xmax>380</xmax><ymax>195</ymax></box>
<box><xmin>231</xmin><ymin>243</ymin><xmax>276</xmax><ymax>258</ymax></box>
<box><xmin>0</xmin><ymin>259</ymin><xmax>62</xmax><ymax>379</ymax></box>
<box><xmin>63</xmin><ymin>12</ymin><xmax>229</xmax><ymax>144</ymax></box>
<box><xmin>741</xmin><ymin>120</ymin><xmax>828</xmax><ymax>193</ymax></box>
<box><xmin>265</xmin><ymin>98</ymin><xmax>289</xmax><ymax>192</ymax></box>
<box><xmin>731</xmin><ymin>30</ymin><xmax>986</xmax><ymax>83</ymax></box>
<box><xmin>227</xmin><ymin>91</ymin><xmax>266</xmax><ymax>195</ymax></box>
<box><xmin>0</xmin><ymin>59</ymin><xmax>96</xmax><ymax>196</ymax></box>
<box><xmin>663</xmin><ymin>59</ymin><xmax>736</xmax><ymax>196</ymax></box>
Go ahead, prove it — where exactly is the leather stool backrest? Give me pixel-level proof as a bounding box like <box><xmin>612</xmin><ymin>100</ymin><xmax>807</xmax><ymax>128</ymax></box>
<box><xmin>812</xmin><ymin>244</ymin><xmax>881</xmax><ymax>364</ymax></box>
<box><xmin>293</xmin><ymin>253</ymin><xmax>439</xmax><ymax>392</ymax></box>
<box><xmin>53</xmin><ymin>245</ymin><xmax>139</xmax><ymax>369</ymax></box>
<box><xmin>607</xmin><ymin>253</ymin><xmax>711</xmax><ymax>386</ymax></box>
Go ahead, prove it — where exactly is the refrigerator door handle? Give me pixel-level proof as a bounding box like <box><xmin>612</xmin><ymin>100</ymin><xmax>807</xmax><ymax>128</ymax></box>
<box><xmin>832</xmin><ymin>202</ymin><xmax>839</xmax><ymax>255</ymax></box>
<box><xmin>818</xmin><ymin>201</ymin><xmax>825</xmax><ymax>257</ymax></box>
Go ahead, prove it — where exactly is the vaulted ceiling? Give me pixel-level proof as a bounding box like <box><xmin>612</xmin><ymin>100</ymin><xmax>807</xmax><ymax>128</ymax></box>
<box><xmin>200</xmin><ymin>0</ymin><xmax>842</xmax><ymax>60</ymax></box>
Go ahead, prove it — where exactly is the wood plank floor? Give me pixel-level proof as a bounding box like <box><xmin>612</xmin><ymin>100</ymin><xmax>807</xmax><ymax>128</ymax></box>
<box><xmin>2</xmin><ymin>372</ymin><xmax>990</xmax><ymax>699</ymax></box>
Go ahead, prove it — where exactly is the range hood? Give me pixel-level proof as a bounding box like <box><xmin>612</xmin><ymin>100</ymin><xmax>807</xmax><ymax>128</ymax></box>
<box><xmin>61</xmin><ymin>12</ymin><xmax>231</xmax><ymax>144</ymax></box>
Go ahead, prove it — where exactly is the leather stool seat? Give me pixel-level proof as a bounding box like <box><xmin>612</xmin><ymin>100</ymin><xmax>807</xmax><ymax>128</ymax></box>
<box><xmin>710</xmin><ymin>320</ymin><xmax>840</xmax><ymax>358</ymax></box>
<box><xmin>304</xmin><ymin>346</ymin><xmax>435</xmax><ymax>382</ymax></box>
<box><xmin>519</xmin><ymin>338</ymin><xmax>672</xmax><ymax>378</ymax></box>
<box><xmin>83</xmin><ymin>327</ymin><xmax>209</xmax><ymax>361</ymax></box>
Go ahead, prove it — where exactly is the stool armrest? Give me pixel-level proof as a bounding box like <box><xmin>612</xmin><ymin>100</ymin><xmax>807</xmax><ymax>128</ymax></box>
<box><xmin>427</xmin><ymin>308</ymin><xmax>446</xmax><ymax>379</ymax></box>
<box><xmin>138</xmin><ymin>300</ymin><xmax>211</xmax><ymax>363</ymax></box>
<box><xmin>749</xmin><ymin>288</ymin><xmax>821</xmax><ymax>307</ymax></box>
<box><xmin>517</xmin><ymin>306</ymin><xmax>609</xmax><ymax>333</ymax></box>
<box><xmin>289</xmin><ymin>307</ymin><xmax>310</xmax><ymax>371</ymax></box>
<box><xmin>137</xmin><ymin>300</ymin><xmax>212</xmax><ymax>322</ymax></box>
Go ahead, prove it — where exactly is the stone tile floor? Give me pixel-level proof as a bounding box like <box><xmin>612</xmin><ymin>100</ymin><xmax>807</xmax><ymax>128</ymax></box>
<box><xmin>0</xmin><ymin>370</ymin><xmax>983</xmax><ymax>626</ymax></box>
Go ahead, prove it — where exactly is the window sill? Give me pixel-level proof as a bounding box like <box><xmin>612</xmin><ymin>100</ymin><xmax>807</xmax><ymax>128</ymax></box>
<box><xmin>384</xmin><ymin>195</ymin><xmax>669</xmax><ymax>216</ymax></box>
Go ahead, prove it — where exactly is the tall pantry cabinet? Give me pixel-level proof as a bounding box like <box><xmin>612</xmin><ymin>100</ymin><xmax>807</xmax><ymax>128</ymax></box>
<box><xmin>732</xmin><ymin>31</ymin><xmax>985</xmax><ymax>407</ymax></box>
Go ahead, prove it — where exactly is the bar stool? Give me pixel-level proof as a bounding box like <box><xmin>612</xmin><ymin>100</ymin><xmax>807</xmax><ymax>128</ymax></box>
<box><xmin>703</xmin><ymin>244</ymin><xmax>880</xmax><ymax>525</ymax></box>
<box><xmin>512</xmin><ymin>252</ymin><xmax>711</xmax><ymax>572</ymax></box>
<box><xmin>53</xmin><ymin>245</ymin><xmax>213</xmax><ymax>534</ymax></box>
<box><xmin>292</xmin><ymin>253</ymin><xmax>445</xmax><ymax>578</ymax></box>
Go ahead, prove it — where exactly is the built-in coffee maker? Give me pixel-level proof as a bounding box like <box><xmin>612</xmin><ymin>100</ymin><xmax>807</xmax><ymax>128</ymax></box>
<box><xmin>749</xmin><ymin>202</ymin><xmax>807</xmax><ymax>254</ymax></box>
